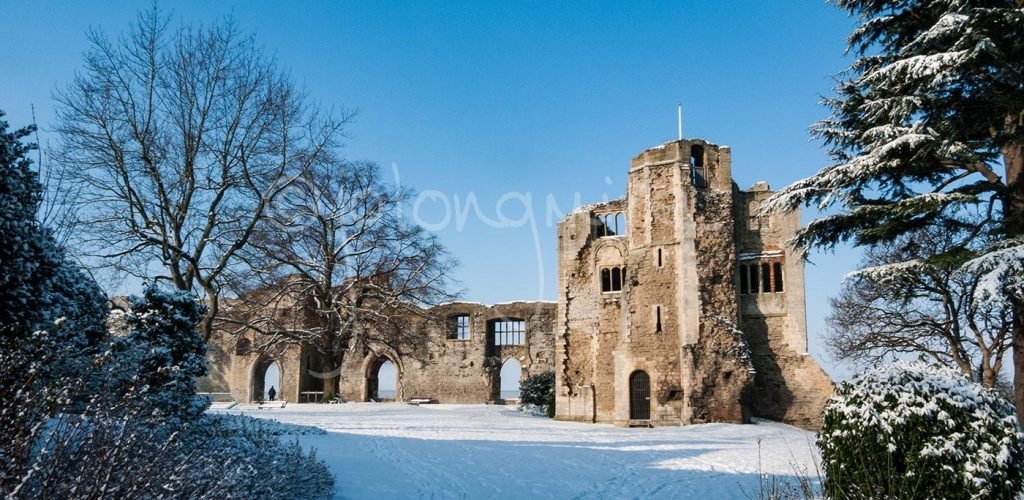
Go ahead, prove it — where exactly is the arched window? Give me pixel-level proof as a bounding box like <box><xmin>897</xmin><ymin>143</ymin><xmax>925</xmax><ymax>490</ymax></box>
<box><xmin>601</xmin><ymin>266</ymin><xmax>625</xmax><ymax>292</ymax></box>
<box><xmin>738</xmin><ymin>260</ymin><xmax>786</xmax><ymax>294</ymax></box>
<box><xmin>761</xmin><ymin>263</ymin><xmax>771</xmax><ymax>292</ymax></box>
<box><xmin>592</xmin><ymin>215</ymin><xmax>607</xmax><ymax>237</ymax></box>
<box><xmin>593</xmin><ymin>212</ymin><xmax>626</xmax><ymax>238</ymax></box>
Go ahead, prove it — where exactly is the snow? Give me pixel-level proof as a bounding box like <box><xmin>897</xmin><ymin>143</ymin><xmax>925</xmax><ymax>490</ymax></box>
<box><xmin>562</xmin><ymin>198</ymin><xmax>626</xmax><ymax>221</ymax></box>
<box><xmin>212</xmin><ymin>404</ymin><xmax>821</xmax><ymax>499</ymax></box>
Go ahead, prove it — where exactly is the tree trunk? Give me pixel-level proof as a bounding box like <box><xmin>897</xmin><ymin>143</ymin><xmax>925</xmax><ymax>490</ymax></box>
<box><xmin>1002</xmin><ymin>135</ymin><xmax>1024</xmax><ymax>424</ymax></box>
<box><xmin>320</xmin><ymin>351</ymin><xmax>344</xmax><ymax>402</ymax></box>
<box><xmin>322</xmin><ymin>373</ymin><xmax>338</xmax><ymax>401</ymax></box>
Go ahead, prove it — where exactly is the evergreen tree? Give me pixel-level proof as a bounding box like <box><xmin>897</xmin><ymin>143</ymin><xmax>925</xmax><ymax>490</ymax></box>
<box><xmin>112</xmin><ymin>286</ymin><xmax>210</xmax><ymax>426</ymax></box>
<box><xmin>765</xmin><ymin>1</ymin><xmax>1024</xmax><ymax>420</ymax></box>
<box><xmin>0</xmin><ymin>111</ymin><xmax>107</xmax><ymax>347</ymax></box>
<box><xmin>0</xmin><ymin>110</ymin><xmax>108</xmax><ymax>484</ymax></box>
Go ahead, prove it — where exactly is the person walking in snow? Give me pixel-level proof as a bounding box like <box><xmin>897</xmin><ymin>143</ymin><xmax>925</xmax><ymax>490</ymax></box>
<box><xmin>268</xmin><ymin>386</ymin><xmax>276</xmax><ymax>401</ymax></box>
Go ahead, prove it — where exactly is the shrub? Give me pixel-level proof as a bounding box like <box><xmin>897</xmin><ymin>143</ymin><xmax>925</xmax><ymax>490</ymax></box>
<box><xmin>520</xmin><ymin>371</ymin><xmax>555</xmax><ymax>417</ymax></box>
<box><xmin>819</xmin><ymin>361</ymin><xmax>1024</xmax><ymax>499</ymax></box>
<box><xmin>0</xmin><ymin>112</ymin><xmax>334</xmax><ymax>498</ymax></box>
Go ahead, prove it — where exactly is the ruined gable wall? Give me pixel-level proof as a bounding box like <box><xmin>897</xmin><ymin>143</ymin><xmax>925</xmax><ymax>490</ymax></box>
<box><xmin>205</xmin><ymin>300</ymin><xmax>555</xmax><ymax>405</ymax></box>
<box><xmin>554</xmin><ymin>200</ymin><xmax>627</xmax><ymax>422</ymax></box>
<box><xmin>735</xmin><ymin>188</ymin><xmax>833</xmax><ymax>429</ymax></box>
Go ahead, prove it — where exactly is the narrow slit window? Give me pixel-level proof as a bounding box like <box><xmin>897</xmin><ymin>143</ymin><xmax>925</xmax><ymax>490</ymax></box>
<box><xmin>761</xmin><ymin>263</ymin><xmax>771</xmax><ymax>292</ymax></box>
<box><xmin>655</xmin><ymin>306</ymin><xmax>662</xmax><ymax>333</ymax></box>
<box><xmin>690</xmin><ymin>145</ymin><xmax>706</xmax><ymax>188</ymax></box>
<box><xmin>773</xmin><ymin>262</ymin><xmax>784</xmax><ymax>292</ymax></box>
<box><xmin>749</xmin><ymin>265</ymin><xmax>759</xmax><ymax>293</ymax></box>
<box><xmin>657</xmin><ymin>248</ymin><xmax>662</xmax><ymax>267</ymax></box>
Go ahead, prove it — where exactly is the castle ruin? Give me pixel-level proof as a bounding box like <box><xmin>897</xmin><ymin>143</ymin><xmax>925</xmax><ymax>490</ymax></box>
<box><xmin>555</xmin><ymin>139</ymin><xmax>832</xmax><ymax>429</ymax></box>
<box><xmin>200</xmin><ymin>137</ymin><xmax>833</xmax><ymax>430</ymax></box>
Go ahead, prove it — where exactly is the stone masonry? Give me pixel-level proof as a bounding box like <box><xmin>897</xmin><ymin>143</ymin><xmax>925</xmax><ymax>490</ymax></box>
<box><xmin>200</xmin><ymin>301</ymin><xmax>556</xmax><ymax>404</ymax></box>
<box><xmin>200</xmin><ymin>136</ymin><xmax>832</xmax><ymax>430</ymax></box>
<box><xmin>555</xmin><ymin>138</ymin><xmax>832</xmax><ymax>429</ymax></box>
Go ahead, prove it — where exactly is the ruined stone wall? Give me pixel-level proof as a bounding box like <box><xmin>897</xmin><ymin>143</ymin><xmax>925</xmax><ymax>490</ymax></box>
<box><xmin>686</xmin><ymin>183</ymin><xmax>754</xmax><ymax>425</ymax></box>
<box><xmin>554</xmin><ymin>200</ymin><xmax>627</xmax><ymax>422</ymax></box>
<box><xmin>735</xmin><ymin>187</ymin><xmax>833</xmax><ymax>429</ymax></box>
<box><xmin>198</xmin><ymin>329</ymin><xmax>304</xmax><ymax>403</ymax></box>
<box><xmin>338</xmin><ymin>301</ymin><xmax>556</xmax><ymax>403</ymax></box>
<box><xmin>557</xmin><ymin>139</ymin><xmax>829</xmax><ymax>430</ymax></box>
<box><xmin>203</xmin><ymin>300</ymin><xmax>556</xmax><ymax>404</ymax></box>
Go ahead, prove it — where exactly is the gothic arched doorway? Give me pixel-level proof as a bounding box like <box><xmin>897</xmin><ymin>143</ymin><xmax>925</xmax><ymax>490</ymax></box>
<box><xmin>499</xmin><ymin>357</ymin><xmax>522</xmax><ymax>401</ymax></box>
<box><xmin>629</xmin><ymin>370</ymin><xmax>651</xmax><ymax>420</ymax></box>
<box><xmin>367</xmin><ymin>357</ymin><xmax>399</xmax><ymax>401</ymax></box>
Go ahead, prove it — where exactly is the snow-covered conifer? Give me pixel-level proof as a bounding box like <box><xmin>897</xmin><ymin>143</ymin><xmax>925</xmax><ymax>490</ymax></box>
<box><xmin>0</xmin><ymin>111</ymin><xmax>107</xmax><ymax>347</ymax></box>
<box><xmin>763</xmin><ymin>0</ymin><xmax>1024</xmax><ymax>419</ymax></box>
<box><xmin>112</xmin><ymin>285</ymin><xmax>210</xmax><ymax>425</ymax></box>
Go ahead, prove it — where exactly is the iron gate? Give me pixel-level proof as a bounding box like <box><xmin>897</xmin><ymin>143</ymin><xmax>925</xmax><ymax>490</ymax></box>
<box><xmin>629</xmin><ymin>370</ymin><xmax>651</xmax><ymax>420</ymax></box>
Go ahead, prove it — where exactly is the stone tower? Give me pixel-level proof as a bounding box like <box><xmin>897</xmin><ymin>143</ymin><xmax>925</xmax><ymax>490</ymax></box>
<box><xmin>555</xmin><ymin>138</ymin><xmax>831</xmax><ymax>429</ymax></box>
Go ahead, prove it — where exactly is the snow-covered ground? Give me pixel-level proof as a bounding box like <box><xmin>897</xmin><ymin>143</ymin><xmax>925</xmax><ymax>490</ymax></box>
<box><xmin>212</xmin><ymin>403</ymin><xmax>821</xmax><ymax>499</ymax></box>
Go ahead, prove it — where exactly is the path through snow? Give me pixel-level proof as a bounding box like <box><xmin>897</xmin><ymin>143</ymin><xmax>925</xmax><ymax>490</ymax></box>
<box><xmin>213</xmin><ymin>404</ymin><xmax>821</xmax><ymax>499</ymax></box>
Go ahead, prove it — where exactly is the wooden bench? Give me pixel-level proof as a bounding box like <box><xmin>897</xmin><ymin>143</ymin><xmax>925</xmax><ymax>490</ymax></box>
<box><xmin>407</xmin><ymin>397</ymin><xmax>438</xmax><ymax>406</ymax></box>
<box><xmin>256</xmin><ymin>400</ymin><xmax>287</xmax><ymax>410</ymax></box>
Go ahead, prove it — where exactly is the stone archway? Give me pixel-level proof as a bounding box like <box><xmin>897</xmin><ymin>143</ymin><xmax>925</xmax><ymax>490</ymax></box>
<box><xmin>498</xmin><ymin>357</ymin><xmax>523</xmax><ymax>401</ymax></box>
<box><xmin>365</xmin><ymin>354</ymin><xmax>401</xmax><ymax>402</ymax></box>
<box><xmin>250</xmin><ymin>358</ymin><xmax>281</xmax><ymax>402</ymax></box>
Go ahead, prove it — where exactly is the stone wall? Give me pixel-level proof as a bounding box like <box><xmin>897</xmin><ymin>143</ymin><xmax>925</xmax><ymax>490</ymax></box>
<box><xmin>555</xmin><ymin>139</ymin><xmax>832</xmax><ymax>430</ymax></box>
<box><xmin>203</xmin><ymin>301</ymin><xmax>556</xmax><ymax>404</ymax></box>
<box><xmin>735</xmin><ymin>186</ymin><xmax>834</xmax><ymax>429</ymax></box>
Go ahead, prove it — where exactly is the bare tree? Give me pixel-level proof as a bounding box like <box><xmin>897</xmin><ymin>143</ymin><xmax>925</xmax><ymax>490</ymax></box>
<box><xmin>826</xmin><ymin>225</ymin><xmax>1012</xmax><ymax>388</ymax></box>
<box><xmin>53</xmin><ymin>8</ymin><xmax>350</xmax><ymax>337</ymax></box>
<box><xmin>221</xmin><ymin>160</ymin><xmax>458</xmax><ymax>400</ymax></box>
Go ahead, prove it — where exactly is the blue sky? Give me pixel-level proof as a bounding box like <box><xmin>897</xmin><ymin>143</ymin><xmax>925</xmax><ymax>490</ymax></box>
<box><xmin>0</xmin><ymin>1</ymin><xmax>862</xmax><ymax>378</ymax></box>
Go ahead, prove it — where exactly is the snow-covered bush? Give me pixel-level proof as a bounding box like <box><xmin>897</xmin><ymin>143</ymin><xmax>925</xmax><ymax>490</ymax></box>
<box><xmin>520</xmin><ymin>371</ymin><xmax>555</xmax><ymax>417</ymax></box>
<box><xmin>819</xmin><ymin>361</ymin><xmax>1024</xmax><ymax>499</ymax></box>
<box><xmin>107</xmin><ymin>286</ymin><xmax>211</xmax><ymax>426</ymax></box>
<box><xmin>7</xmin><ymin>395</ymin><xmax>334</xmax><ymax>498</ymax></box>
<box><xmin>0</xmin><ymin>112</ymin><xmax>109</xmax><ymax>486</ymax></box>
